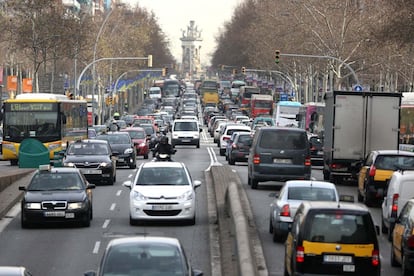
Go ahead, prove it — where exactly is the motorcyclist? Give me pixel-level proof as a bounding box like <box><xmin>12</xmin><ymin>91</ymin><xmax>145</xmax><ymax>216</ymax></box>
<box><xmin>152</xmin><ymin>136</ymin><xmax>175</xmax><ymax>160</ymax></box>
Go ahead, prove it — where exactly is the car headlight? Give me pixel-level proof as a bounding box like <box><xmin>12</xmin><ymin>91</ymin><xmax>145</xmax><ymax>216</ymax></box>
<box><xmin>133</xmin><ymin>191</ymin><xmax>148</xmax><ymax>201</ymax></box>
<box><xmin>177</xmin><ymin>190</ymin><xmax>193</xmax><ymax>201</ymax></box>
<box><xmin>139</xmin><ymin>142</ymin><xmax>146</xmax><ymax>147</ymax></box>
<box><xmin>124</xmin><ymin>148</ymin><xmax>133</xmax><ymax>154</ymax></box>
<box><xmin>25</xmin><ymin>203</ymin><xmax>41</xmax><ymax>209</ymax></box>
<box><xmin>100</xmin><ymin>162</ymin><xmax>109</xmax><ymax>167</ymax></box>
<box><xmin>64</xmin><ymin>162</ymin><xmax>75</xmax><ymax>167</ymax></box>
<box><xmin>68</xmin><ymin>202</ymin><xmax>86</xmax><ymax>210</ymax></box>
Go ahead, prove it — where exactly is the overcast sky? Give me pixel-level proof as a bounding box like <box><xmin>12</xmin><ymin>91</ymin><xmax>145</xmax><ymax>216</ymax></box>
<box><xmin>123</xmin><ymin>0</ymin><xmax>243</xmax><ymax>64</ymax></box>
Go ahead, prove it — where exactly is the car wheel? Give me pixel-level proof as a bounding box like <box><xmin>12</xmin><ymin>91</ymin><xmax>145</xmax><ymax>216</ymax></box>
<box><xmin>388</xmin><ymin>223</ymin><xmax>395</xmax><ymax>242</ymax></box>
<box><xmin>390</xmin><ymin>240</ymin><xmax>399</xmax><ymax>267</ymax></box>
<box><xmin>247</xmin><ymin>175</ymin><xmax>252</xmax><ymax>186</ymax></box>
<box><xmin>402</xmin><ymin>254</ymin><xmax>412</xmax><ymax>276</ymax></box>
<box><xmin>269</xmin><ymin>218</ymin><xmax>274</xmax><ymax>233</ymax></box>
<box><xmin>251</xmin><ymin>178</ymin><xmax>258</xmax><ymax>189</ymax></box>
<box><xmin>273</xmin><ymin>230</ymin><xmax>285</xmax><ymax>243</ymax></box>
<box><xmin>82</xmin><ymin>216</ymin><xmax>91</xmax><ymax>227</ymax></box>
<box><xmin>130</xmin><ymin>216</ymin><xmax>139</xmax><ymax>226</ymax></box>
<box><xmin>323</xmin><ymin>169</ymin><xmax>329</xmax><ymax>181</ymax></box>
<box><xmin>21</xmin><ymin>213</ymin><xmax>30</xmax><ymax>229</ymax></box>
<box><xmin>225</xmin><ymin>154</ymin><xmax>228</xmax><ymax>161</ymax></box>
<box><xmin>219</xmin><ymin>149</ymin><xmax>225</xmax><ymax>156</ymax></box>
<box><xmin>381</xmin><ymin>217</ymin><xmax>388</xmax><ymax>234</ymax></box>
<box><xmin>284</xmin><ymin>265</ymin><xmax>289</xmax><ymax>276</ymax></box>
<box><xmin>144</xmin><ymin>154</ymin><xmax>149</xmax><ymax>159</ymax></box>
<box><xmin>196</xmin><ymin>142</ymin><xmax>200</xmax><ymax>148</ymax></box>
<box><xmin>187</xmin><ymin>215</ymin><xmax>196</xmax><ymax>226</ymax></box>
<box><xmin>364</xmin><ymin>185</ymin><xmax>373</xmax><ymax>207</ymax></box>
<box><xmin>90</xmin><ymin>205</ymin><xmax>93</xmax><ymax>220</ymax></box>
<box><xmin>129</xmin><ymin>162</ymin><xmax>137</xmax><ymax>169</ymax></box>
<box><xmin>228</xmin><ymin>157</ymin><xmax>235</xmax><ymax>165</ymax></box>
<box><xmin>357</xmin><ymin>190</ymin><xmax>363</xmax><ymax>202</ymax></box>
<box><xmin>10</xmin><ymin>159</ymin><xmax>18</xmax><ymax>166</ymax></box>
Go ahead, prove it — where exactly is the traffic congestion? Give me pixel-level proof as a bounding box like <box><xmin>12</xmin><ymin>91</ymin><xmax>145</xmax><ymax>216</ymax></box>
<box><xmin>0</xmin><ymin>76</ymin><xmax>412</xmax><ymax>276</ymax></box>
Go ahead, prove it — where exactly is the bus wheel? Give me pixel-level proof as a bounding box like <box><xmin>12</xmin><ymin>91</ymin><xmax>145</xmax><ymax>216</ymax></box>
<box><xmin>10</xmin><ymin>159</ymin><xmax>18</xmax><ymax>166</ymax></box>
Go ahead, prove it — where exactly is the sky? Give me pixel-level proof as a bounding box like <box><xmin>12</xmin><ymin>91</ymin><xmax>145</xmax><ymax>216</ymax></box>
<box><xmin>122</xmin><ymin>0</ymin><xmax>243</xmax><ymax>65</ymax></box>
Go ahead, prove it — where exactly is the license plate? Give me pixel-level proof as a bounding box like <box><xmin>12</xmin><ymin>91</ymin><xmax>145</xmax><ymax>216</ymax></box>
<box><xmin>317</xmin><ymin>151</ymin><xmax>323</xmax><ymax>155</ymax></box>
<box><xmin>181</xmin><ymin>139</ymin><xmax>191</xmax><ymax>143</ymax></box>
<box><xmin>81</xmin><ymin>169</ymin><xmax>101</xmax><ymax>175</ymax></box>
<box><xmin>65</xmin><ymin>213</ymin><xmax>75</xmax><ymax>218</ymax></box>
<box><xmin>151</xmin><ymin>205</ymin><xmax>173</xmax><ymax>211</ymax></box>
<box><xmin>343</xmin><ymin>264</ymin><xmax>355</xmax><ymax>272</ymax></box>
<box><xmin>273</xmin><ymin>158</ymin><xmax>291</xmax><ymax>164</ymax></box>
<box><xmin>323</xmin><ymin>255</ymin><xmax>352</xmax><ymax>263</ymax></box>
<box><xmin>44</xmin><ymin>211</ymin><xmax>65</xmax><ymax>217</ymax></box>
<box><xmin>117</xmin><ymin>158</ymin><xmax>124</xmax><ymax>162</ymax></box>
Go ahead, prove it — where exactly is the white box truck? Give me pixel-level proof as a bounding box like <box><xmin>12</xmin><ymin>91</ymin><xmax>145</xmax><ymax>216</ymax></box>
<box><xmin>323</xmin><ymin>91</ymin><xmax>402</xmax><ymax>184</ymax></box>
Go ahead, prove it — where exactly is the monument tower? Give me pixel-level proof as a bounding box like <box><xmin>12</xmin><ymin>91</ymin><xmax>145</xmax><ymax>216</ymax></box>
<box><xmin>180</xmin><ymin>21</ymin><xmax>202</xmax><ymax>78</ymax></box>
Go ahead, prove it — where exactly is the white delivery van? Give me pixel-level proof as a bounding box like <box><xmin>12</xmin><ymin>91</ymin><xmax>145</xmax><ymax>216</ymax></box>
<box><xmin>148</xmin><ymin>87</ymin><xmax>162</xmax><ymax>100</ymax></box>
<box><xmin>171</xmin><ymin>119</ymin><xmax>201</xmax><ymax>148</ymax></box>
<box><xmin>381</xmin><ymin>170</ymin><xmax>414</xmax><ymax>240</ymax></box>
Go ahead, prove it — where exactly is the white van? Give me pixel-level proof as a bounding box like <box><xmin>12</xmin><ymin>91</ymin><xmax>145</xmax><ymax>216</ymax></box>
<box><xmin>171</xmin><ymin>119</ymin><xmax>202</xmax><ymax>148</ymax></box>
<box><xmin>148</xmin><ymin>87</ymin><xmax>162</xmax><ymax>100</ymax></box>
<box><xmin>381</xmin><ymin>170</ymin><xmax>414</xmax><ymax>240</ymax></box>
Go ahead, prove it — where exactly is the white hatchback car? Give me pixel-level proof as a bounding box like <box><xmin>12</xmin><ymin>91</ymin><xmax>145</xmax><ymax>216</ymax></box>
<box><xmin>269</xmin><ymin>180</ymin><xmax>339</xmax><ymax>242</ymax></box>
<box><xmin>219</xmin><ymin>124</ymin><xmax>252</xmax><ymax>156</ymax></box>
<box><xmin>123</xmin><ymin>161</ymin><xmax>201</xmax><ymax>225</ymax></box>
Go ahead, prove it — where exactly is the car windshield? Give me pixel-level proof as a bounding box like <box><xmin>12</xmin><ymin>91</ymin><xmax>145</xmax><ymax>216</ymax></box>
<box><xmin>306</xmin><ymin>212</ymin><xmax>376</xmax><ymax>244</ymax></box>
<box><xmin>174</xmin><ymin>122</ymin><xmax>198</xmax><ymax>131</ymax></box>
<box><xmin>28</xmin><ymin>173</ymin><xmax>83</xmax><ymax>191</ymax></box>
<box><xmin>125</xmin><ymin>130</ymin><xmax>146</xmax><ymax>139</ymax></box>
<box><xmin>137</xmin><ymin>167</ymin><xmax>190</xmax><ymax>185</ymax></box>
<box><xmin>97</xmin><ymin>135</ymin><xmax>131</xmax><ymax>144</ymax></box>
<box><xmin>260</xmin><ymin>131</ymin><xmax>307</xmax><ymax>150</ymax></box>
<box><xmin>67</xmin><ymin>143</ymin><xmax>109</xmax><ymax>155</ymax></box>
<box><xmin>103</xmin><ymin>243</ymin><xmax>186</xmax><ymax>275</ymax></box>
<box><xmin>287</xmin><ymin>187</ymin><xmax>336</xmax><ymax>201</ymax></box>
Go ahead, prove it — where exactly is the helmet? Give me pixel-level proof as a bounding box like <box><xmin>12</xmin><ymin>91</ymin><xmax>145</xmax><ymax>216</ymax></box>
<box><xmin>160</xmin><ymin>136</ymin><xmax>168</xmax><ymax>144</ymax></box>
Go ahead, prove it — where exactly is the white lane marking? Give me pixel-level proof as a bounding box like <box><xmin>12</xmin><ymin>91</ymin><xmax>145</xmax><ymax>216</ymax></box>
<box><xmin>93</xmin><ymin>241</ymin><xmax>101</xmax><ymax>254</ymax></box>
<box><xmin>110</xmin><ymin>203</ymin><xmax>116</xmax><ymax>211</ymax></box>
<box><xmin>102</xmin><ymin>219</ymin><xmax>110</xmax><ymax>229</ymax></box>
<box><xmin>116</xmin><ymin>190</ymin><xmax>122</xmax><ymax>196</ymax></box>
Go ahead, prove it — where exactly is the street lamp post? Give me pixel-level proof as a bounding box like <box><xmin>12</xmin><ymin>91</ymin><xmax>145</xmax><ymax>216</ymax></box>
<box><xmin>91</xmin><ymin>8</ymin><xmax>114</xmax><ymax>125</ymax></box>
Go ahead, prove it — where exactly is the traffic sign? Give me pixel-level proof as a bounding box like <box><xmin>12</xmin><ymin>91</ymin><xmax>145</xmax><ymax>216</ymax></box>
<box><xmin>354</xmin><ymin>85</ymin><xmax>363</xmax><ymax>92</ymax></box>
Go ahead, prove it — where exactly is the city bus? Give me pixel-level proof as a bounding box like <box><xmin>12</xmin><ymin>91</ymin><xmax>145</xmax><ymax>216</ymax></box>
<box><xmin>1</xmin><ymin>93</ymin><xmax>88</xmax><ymax>165</ymax></box>
<box><xmin>239</xmin><ymin>86</ymin><xmax>260</xmax><ymax>105</ymax></box>
<box><xmin>297</xmin><ymin>102</ymin><xmax>325</xmax><ymax>135</ymax></box>
<box><xmin>274</xmin><ymin>100</ymin><xmax>302</xmax><ymax>127</ymax></box>
<box><xmin>162</xmin><ymin>79</ymin><xmax>181</xmax><ymax>98</ymax></box>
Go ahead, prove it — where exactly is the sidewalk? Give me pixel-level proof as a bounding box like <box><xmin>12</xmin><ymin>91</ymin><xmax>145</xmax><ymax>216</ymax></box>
<box><xmin>0</xmin><ymin>166</ymin><xmax>35</xmax><ymax>219</ymax></box>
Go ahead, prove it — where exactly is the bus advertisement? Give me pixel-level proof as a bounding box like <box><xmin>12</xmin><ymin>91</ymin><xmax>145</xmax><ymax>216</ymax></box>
<box><xmin>1</xmin><ymin>93</ymin><xmax>88</xmax><ymax>165</ymax></box>
<box><xmin>297</xmin><ymin>102</ymin><xmax>325</xmax><ymax>135</ymax></box>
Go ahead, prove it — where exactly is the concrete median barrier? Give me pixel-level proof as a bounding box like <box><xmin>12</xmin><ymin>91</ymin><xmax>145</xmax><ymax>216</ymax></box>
<box><xmin>207</xmin><ymin>165</ymin><xmax>268</xmax><ymax>276</ymax></box>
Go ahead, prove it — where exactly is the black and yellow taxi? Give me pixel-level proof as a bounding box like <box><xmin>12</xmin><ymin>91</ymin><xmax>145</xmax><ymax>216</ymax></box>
<box><xmin>357</xmin><ymin>150</ymin><xmax>414</xmax><ymax>206</ymax></box>
<box><xmin>284</xmin><ymin>201</ymin><xmax>381</xmax><ymax>276</ymax></box>
<box><xmin>390</xmin><ymin>198</ymin><xmax>414</xmax><ymax>275</ymax></box>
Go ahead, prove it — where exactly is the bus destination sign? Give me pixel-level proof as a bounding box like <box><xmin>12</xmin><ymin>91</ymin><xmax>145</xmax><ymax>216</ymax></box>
<box><xmin>9</xmin><ymin>103</ymin><xmax>55</xmax><ymax>112</ymax></box>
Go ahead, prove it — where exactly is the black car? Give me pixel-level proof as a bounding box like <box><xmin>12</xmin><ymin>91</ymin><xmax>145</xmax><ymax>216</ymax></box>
<box><xmin>19</xmin><ymin>165</ymin><xmax>95</xmax><ymax>228</ymax></box>
<box><xmin>227</xmin><ymin>132</ymin><xmax>253</xmax><ymax>165</ymax></box>
<box><xmin>308</xmin><ymin>134</ymin><xmax>324</xmax><ymax>166</ymax></box>
<box><xmin>96</xmin><ymin>132</ymin><xmax>137</xmax><ymax>169</ymax></box>
<box><xmin>63</xmin><ymin>139</ymin><xmax>117</xmax><ymax>185</ymax></box>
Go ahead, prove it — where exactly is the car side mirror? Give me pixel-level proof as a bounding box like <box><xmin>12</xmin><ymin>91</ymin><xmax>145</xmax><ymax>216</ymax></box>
<box><xmin>123</xmin><ymin>180</ymin><xmax>132</xmax><ymax>189</ymax></box>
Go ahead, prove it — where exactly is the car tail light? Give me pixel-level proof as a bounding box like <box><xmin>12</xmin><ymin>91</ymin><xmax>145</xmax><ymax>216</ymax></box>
<box><xmin>296</xmin><ymin>246</ymin><xmax>305</xmax><ymax>263</ymax></box>
<box><xmin>280</xmin><ymin>204</ymin><xmax>290</xmax><ymax>217</ymax></box>
<box><xmin>223</xmin><ymin>136</ymin><xmax>230</xmax><ymax>141</ymax></box>
<box><xmin>407</xmin><ymin>234</ymin><xmax>414</xmax><ymax>249</ymax></box>
<box><xmin>232</xmin><ymin>143</ymin><xmax>239</xmax><ymax>149</ymax></box>
<box><xmin>253</xmin><ymin>154</ymin><xmax>260</xmax><ymax>164</ymax></box>
<box><xmin>369</xmin><ymin>165</ymin><xmax>376</xmax><ymax>177</ymax></box>
<box><xmin>391</xmin><ymin>194</ymin><xmax>399</xmax><ymax>217</ymax></box>
<box><xmin>305</xmin><ymin>156</ymin><xmax>311</xmax><ymax>166</ymax></box>
<box><xmin>371</xmin><ymin>249</ymin><xmax>380</xmax><ymax>266</ymax></box>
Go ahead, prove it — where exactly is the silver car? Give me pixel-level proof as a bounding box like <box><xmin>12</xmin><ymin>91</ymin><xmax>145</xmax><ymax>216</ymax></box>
<box><xmin>269</xmin><ymin>180</ymin><xmax>339</xmax><ymax>242</ymax></box>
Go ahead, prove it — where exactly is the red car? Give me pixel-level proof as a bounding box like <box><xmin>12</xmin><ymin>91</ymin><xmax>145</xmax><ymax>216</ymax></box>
<box><xmin>121</xmin><ymin>127</ymin><xmax>149</xmax><ymax>159</ymax></box>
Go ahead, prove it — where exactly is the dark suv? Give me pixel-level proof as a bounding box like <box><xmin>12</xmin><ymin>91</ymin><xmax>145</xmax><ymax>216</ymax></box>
<box><xmin>63</xmin><ymin>139</ymin><xmax>117</xmax><ymax>185</ymax></box>
<box><xmin>96</xmin><ymin>132</ymin><xmax>137</xmax><ymax>169</ymax></box>
<box><xmin>247</xmin><ymin>127</ymin><xmax>311</xmax><ymax>189</ymax></box>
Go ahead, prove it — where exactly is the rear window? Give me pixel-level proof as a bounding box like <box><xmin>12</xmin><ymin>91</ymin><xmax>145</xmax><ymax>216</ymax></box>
<box><xmin>305</xmin><ymin>211</ymin><xmax>376</xmax><ymax>244</ymax></box>
<box><xmin>375</xmin><ymin>155</ymin><xmax>414</xmax><ymax>170</ymax></box>
<box><xmin>174</xmin><ymin>122</ymin><xmax>198</xmax><ymax>131</ymax></box>
<box><xmin>259</xmin><ymin>130</ymin><xmax>307</xmax><ymax>150</ymax></box>
<box><xmin>238</xmin><ymin>135</ymin><xmax>252</xmax><ymax>144</ymax></box>
<box><xmin>227</xmin><ymin>129</ymin><xmax>250</xmax><ymax>136</ymax></box>
<box><xmin>288</xmin><ymin>187</ymin><xmax>336</xmax><ymax>201</ymax></box>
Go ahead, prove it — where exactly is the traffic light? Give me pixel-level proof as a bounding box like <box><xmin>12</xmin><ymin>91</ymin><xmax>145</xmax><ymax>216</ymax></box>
<box><xmin>275</xmin><ymin>50</ymin><xmax>280</xmax><ymax>64</ymax></box>
<box><xmin>147</xmin><ymin>54</ymin><xmax>153</xmax><ymax>68</ymax></box>
<box><xmin>162</xmin><ymin>67</ymin><xmax>168</xmax><ymax>77</ymax></box>
<box><xmin>106</xmin><ymin>96</ymin><xmax>112</xmax><ymax>105</ymax></box>
<box><xmin>233</xmin><ymin>69</ymin><xmax>238</xmax><ymax>75</ymax></box>
<box><xmin>241</xmin><ymin>67</ymin><xmax>246</xmax><ymax>74</ymax></box>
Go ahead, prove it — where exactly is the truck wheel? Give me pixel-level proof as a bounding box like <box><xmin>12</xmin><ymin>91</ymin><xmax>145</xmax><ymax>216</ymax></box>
<box><xmin>323</xmin><ymin>169</ymin><xmax>330</xmax><ymax>181</ymax></box>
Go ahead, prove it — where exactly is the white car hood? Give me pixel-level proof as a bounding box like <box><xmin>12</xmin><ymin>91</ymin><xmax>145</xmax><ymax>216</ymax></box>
<box><xmin>132</xmin><ymin>185</ymin><xmax>192</xmax><ymax>197</ymax></box>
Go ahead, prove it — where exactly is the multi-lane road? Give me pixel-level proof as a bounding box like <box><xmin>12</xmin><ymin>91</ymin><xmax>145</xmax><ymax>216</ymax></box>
<box><xmin>0</xmin><ymin>129</ymin><xmax>402</xmax><ymax>275</ymax></box>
